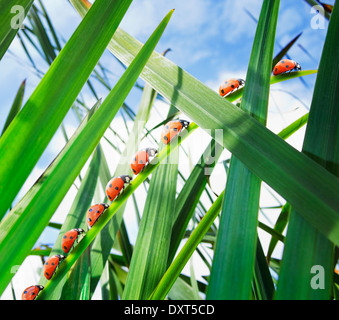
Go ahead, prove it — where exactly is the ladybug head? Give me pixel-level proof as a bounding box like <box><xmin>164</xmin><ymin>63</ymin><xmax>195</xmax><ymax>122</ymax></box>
<box><xmin>36</xmin><ymin>285</ymin><xmax>44</xmax><ymax>291</ymax></box>
<box><xmin>294</xmin><ymin>62</ymin><xmax>301</xmax><ymax>71</ymax></box>
<box><xmin>100</xmin><ymin>203</ymin><xmax>109</xmax><ymax>210</ymax></box>
<box><xmin>146</xmin><ymin>148</ymin><xmax>158</xmax><ymax>157</ymax></box>
<box><xmin>56</xmin><ymin>255</ymin><xmax>65</xmax><ymax>261</ymax></box>
<box><xmin>75</xmin><ymin>228</ymin><xmax>85</xmax><ymax>235</ymax></box>
<box><xmin>120</xmin><ymin>175</ymin><xmax>132</xmax><ymax>184</ymax></box>
<box><xmin>179</xmin><ymin>120</ymin><xmax>190</xmax><ymax>128</ymax></box>
<box><xmin>238</xmin><ymin>79</ymin><xmax>245</xmax><ymax>86</ymax></box>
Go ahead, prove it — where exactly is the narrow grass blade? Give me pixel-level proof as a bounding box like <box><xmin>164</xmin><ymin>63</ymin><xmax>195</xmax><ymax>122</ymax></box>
<box><xmin>272</xmin><ymin>32</ymin><xmax>302</xmax><ymax>70</ymax></box>
<box><xmin>0</xmin><ymin>0</ymin><xmax>33</xmax><ymax>61</ymax></box>
<box><xmin>276</xmin><ymin>0</ymin><xmax>339</xmax><ymax>300</ymax></box>
<box><xmin>0</xmin><ymin>0</ymin><xmax>133</xmax><ymax>218</ymax></box>
<box><xmin>150</xmin><ymin>191</ymin><xmax>224</xmax><ymax>300</ymax></box>
<box><xmin>168</xmin><ymin>138</ymin><xmax>223</xmax><ymax>263</ymax></box>
<box><xmin>207</xmin><ymin>0</ymin><xmax>280</xmax><ymax>300</ymax></box>
<box><xmin>1</xmin><ymin>79</ymin><xmax>26</xmax><ymax>136</ymax></box>
<box><xmin>122</xmin><ymin>144</ymin><xmax>179</xmax><ymax>300</ymax></box>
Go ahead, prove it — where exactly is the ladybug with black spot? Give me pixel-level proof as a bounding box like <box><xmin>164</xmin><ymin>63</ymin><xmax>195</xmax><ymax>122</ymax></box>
<box><xmin>43</xmin><ymin>255</ymin><xmax>65</xmax><ymax>280</ymax></box>
<box><xmin>273</xmin><ymin>59</ymin><xmax>301</xmax><ymax>75</ymax></box>
<box><xmin>219</xmin><ymin>78</ymin><xmax>245</xmax><ymax>97</ymax></box>
<box><xmin>61</xmin><ymin>228</ymin><xmax>85</xmax><ymax>254</ymax></box>
<box><xmin>22</xmin><ymin>285</ymin><xmax>44</xmax><ymax>300</ymax></box>
<box><xmin>86</xmin><ymin>203</ymin><xmax>109</xmax><ymax>228</ymax></box>
<box><xmin>106</xmin><ymin>175</ymin><xmax>132</xmax><ymax>202</ymax></box>
<box><xmin>161</xmin><ymin>120</ymin><xmax>190</xmax><ymax>145</ymax></box>
<box><xmin>131</xmin><ymin>148</ymin><xmax>157</xmax><ymax>175</ymax></box>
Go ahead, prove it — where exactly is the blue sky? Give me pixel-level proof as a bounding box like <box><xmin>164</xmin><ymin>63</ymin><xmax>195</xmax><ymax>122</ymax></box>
<box><xmin>0</xmin><ymin>0</ymin><xmax>334</xmax><ymax>299</ymax></box>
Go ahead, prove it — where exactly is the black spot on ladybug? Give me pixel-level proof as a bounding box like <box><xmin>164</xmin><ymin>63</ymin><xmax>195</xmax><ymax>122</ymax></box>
<box><xmin>281</xmin><ymin>60</ymin><xmax>285</xmax><ymax>63</ymax></box>
<box><xmin>173</xmin><ymin>128</ymin><xmax>178</xmax><ymax>132</ymax></box>
<box><xmin>108</xmin><ymin>195</ymin><xmax>112</xmax><ymax>199</ymax></box>
<box><xmin>51</xmin><ymin>262</ymin><xmax>55</xmax><ymax>265</ymax></box>
<box><xmin>139</xmin><ymin>160</ymin><xmax>143</xmax><ymax>164</ymax></box>
<box><xmin>285</xmin><ymin>65</ymin><xmax>289</xmax><ymax>68</ymax></box>
<box><xmin>164</xmin><ymin>136</ymin><xmax>168</xmax><ymax>141</ymax></box>
<box><xmin>70</xmin><ymin>236</ymin><xmax>73</xmax><ymax>239</ymax></box>
<box><xmin>89</xmin><ymin>209</ymin><xmax>92</xmax><ymax>212</ymax></box>
<box><xmin>63</xmin><ymin>246</ymin><xmax>67</xmax><ymax>250</ymax></box>
<box><xmin>31</xmin><ymin>292</ymin><xmax>35</xmax><ymax>295</ymax></box>
<box><xmin>24</xmin><ymin>291</ymin><xmax>28</xmax><ymax>294</ymax></box>
<box><xmin>96</xmin><ymin>210</ymin><xmax>100</xmax><ymax>213</ymax></box>
<box><xmin>45</xmin><ymin>272</ymin><xmax>49</xmax><ymax>276</ymax></box>
<box><xmin>275</xmin><ymin>68</ymin><xmax>277</xmax><ymax>72</ymax></box>
<box><xmin>134</xmin><ymin>157</ymin><xmax>137</xmax><ymax>161</ymax></box>
<box><xmin>221</xmin><ymin>89</ymin><xmax>224</xmax><ymax>94</ymax></box>
<box><xmin>132</xmin><ymin>169</ymin><xmax>136</xmax><ymax>173</ymax></box>
<box><xmin>231</xmin><ymin>84</ymin><xmax>235</xmax><ymax>88</ymax></box>
<box><xmin>88</xmin><ymin>218</ymin><xmax>92</xmax><ymax>222</ymax></box>
<box><xmin>109</xmin><ymin>184</ymin><xmax>112</xmax><ymax>188</ymax></box>
<box><xmin>45</xmin><ymin>262</ymin><xmax>48</xmax><ymax>265</ymax></box>
<box><xmin>115</xmin><ymin>186</ymin><xmax>119</xmax><ymax>190</ymax></box>
<box><xmin>63</xmin><ymin>235</ymin><xmax>67</xmax><ymax>239</ymax></box>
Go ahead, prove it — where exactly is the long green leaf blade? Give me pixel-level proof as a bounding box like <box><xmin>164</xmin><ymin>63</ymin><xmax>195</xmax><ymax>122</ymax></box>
<box><xmin>276</xmin><ymin>0</ymin><xmax>339</xmax><ymax>300</ymax></box>
<box><xmin>0</xmin><ymin>0</ymin><xmax>133</xmax><ymax>219</ymax></box>
<box><xmin>0</xmin><ymin>0</ymin><xmax>33</xmax><ymax>61</ymax></box>
<box><xmin>1</xmin><ymin>79</ymin><xmax>26</xmax><ymax>136</ymax></box>
<box><xmin>207</xmin><ymin>0</ymin><xmax>280</xmax><ymax>300</ymax></box>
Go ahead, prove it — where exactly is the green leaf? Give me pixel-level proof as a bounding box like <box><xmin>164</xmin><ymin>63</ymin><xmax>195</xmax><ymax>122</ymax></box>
<box><xmin>0</xmin><ymin>0</ymin><xmax>133</xmax><ymax>219</ymax></box>
<box><xmin>1</xmin><ymin>79</ymin><xmax>26</xmax><ymax>136</ymax></box>
<box><xmin>207</xmin><ymin>0</ymin><xmax>280</xmax><ymax>300</ymax></box>
<box><xmin>276</xmin><ymin>0</ymin><xmax>339</xmax><ymax>300</ymax></box>
<box><xmin>150</xmin><ymin>191</ymin><xmax>224</xmax><ymax>300</ymax></box>
<box><xmin>122</xmin><ymin>143</ymin><xmax>179</xmax><ymax>300</ymax></box>
<box><xmin>0</xmin><ymin>0</ymin><xmax>33</xmax><ymax>61</ymax></box>
<box><xmin>168</xmin><ymin>138</ymin><xmax>223</xmax><ymax>263</ymax></box>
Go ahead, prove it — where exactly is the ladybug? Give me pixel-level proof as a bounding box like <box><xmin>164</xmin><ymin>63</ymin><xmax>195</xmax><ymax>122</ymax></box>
<box><xmin>22</xmin><ymin>285</ymin><xmax>44</xmax><ymax>300</ymax></box>
<box><xmin>61</xmin><ymin>228</ymin><xmax>85</xmax><ymax>254</ymax></box>
<box><xmin>219</xmin><ymin>79</ymin><xmax>245</xmax><ymax>97</ymax></box>
<box><xmin>106</xmin><ymin>175</ymin><xmax>132</xmax><ymax>201</ymax></box>
<box><xmin>161</xmin><ymin>120</ymin><xmax>190</xmax><ymax>145</ymax></box>
<box><xmin>43</xmin><ymin>255</ymin><xmax>65</xmax><ymax>280</ymax></box>
<box><xmin>131</xmin><ymin>148</ymin><xmax>158</xmax><ymax>175</ymax></box>
<box><xmin>86</xmin><ymin>203</ymin><xmax>109</xmax><ymax>228</ymax></box>
<box><xmin>273</xmin><ymin>59</ymin><xmax>301</xmax><ymax>75</ymax></box>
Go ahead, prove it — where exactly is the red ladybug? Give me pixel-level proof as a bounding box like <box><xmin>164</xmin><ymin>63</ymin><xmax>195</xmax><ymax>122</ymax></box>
<box><xmin>43</xmin><ymin>255</ymin><xmax>65</xmax><ymax>280</ymax></box>
<box><xmin>61</xmin><ymin>228</ymin><xmax>84</xmax><ymax>254</ymax></box>
<box><xmin>21</xmin><ymin>285</ymin><xmax>44</xmax><ymax>300</ymax></box>
<box><xmin>273</xmin><ymin>59</ymin><xmax>301</xmax><ymax>75</ymax></box>
<box><xmin>86</xmin><ymin>203</ymin><xmax>109</xmax><ymax>228</ymax></box>
<box><xmin>131</xmin><ymin>148</ymin><xmax>157</xmax><ymax>175</ymax></box>
<box><xmin>161</xmin><ymin>120</ymin><xmax>190</xmax><ymax>145</ymax></box>
<box><xmin>219</xmin><ymin>78</ymin><xmax>245</xmax><ymax>97</ymax></box>
<box><xmin>106</xmin><ymin>175</ymin><xmax>132</xmax><ymax>201</ymax></box>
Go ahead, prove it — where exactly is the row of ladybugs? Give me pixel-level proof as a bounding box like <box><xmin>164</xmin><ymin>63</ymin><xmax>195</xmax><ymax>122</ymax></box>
<box><xmin>21</xmin><ymin>58</ymin><xmax>302</xmax><ymax>299</ymax></box>
<box><xmin>218</xmin><ymin>58</ymin><xmax>301</xmax><ymax>97</ymax></box>
<box><xmin>21</xmin><ymin>118</ymin><xmax>190</xmax><ymax>300</ymax></box>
